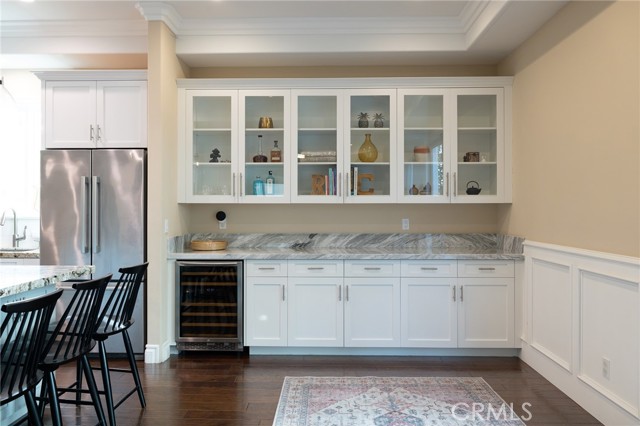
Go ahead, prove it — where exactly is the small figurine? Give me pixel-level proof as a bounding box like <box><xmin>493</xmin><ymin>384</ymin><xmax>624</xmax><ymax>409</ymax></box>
<box><xmin>209</xmin><ymin>148</ymin><xmax>221</xmax><ymax>163</ymax></box>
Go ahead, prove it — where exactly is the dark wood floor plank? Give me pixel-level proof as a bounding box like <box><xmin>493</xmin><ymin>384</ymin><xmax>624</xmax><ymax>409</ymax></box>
<box><xmin>36</xmin><ymin>352</ymin><xmax>601</xmax><ymax>425</ymax></box>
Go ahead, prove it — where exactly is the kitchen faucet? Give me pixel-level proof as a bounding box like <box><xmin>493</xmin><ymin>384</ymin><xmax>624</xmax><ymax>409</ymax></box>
<box><xmin>0</xmin><ymin>208</ymin><xmax>27</xmax><ymax>248</ymax></box>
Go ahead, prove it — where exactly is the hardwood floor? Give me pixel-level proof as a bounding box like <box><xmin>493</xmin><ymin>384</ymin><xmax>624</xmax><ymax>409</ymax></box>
<box><xmin>44</xmin><ymin>352</ymin><xmax>602</xmax><ymax>426</ymax></box>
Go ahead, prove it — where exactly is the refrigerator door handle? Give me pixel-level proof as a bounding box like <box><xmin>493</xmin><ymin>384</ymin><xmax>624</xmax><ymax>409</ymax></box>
<box><xmin>92</xmin><ymin>176</ymin><xmax>101</xmax><ymax>253</ymax></box>
<box><xmin>81</xmin><ymin>175</ymin><xmax>90</xmax><ymax>253</ymax></box>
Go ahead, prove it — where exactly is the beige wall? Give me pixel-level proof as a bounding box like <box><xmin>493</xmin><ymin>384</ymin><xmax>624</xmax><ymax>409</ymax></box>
<box><xmin>147</xmin><ymin>21</ymin><xmax>188</xmax><ymax>354</ymax></box>
<box><xmin>497</xmin><ymin>1</ymin><xmax>639</xmax><ymax>257</ymax></box>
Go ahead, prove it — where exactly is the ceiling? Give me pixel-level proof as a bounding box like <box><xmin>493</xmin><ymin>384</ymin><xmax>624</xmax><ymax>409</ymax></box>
<box><xmin>0</xmin><ymin>0</ymin><xmax>568</xmax><ymax>69</ymax></box>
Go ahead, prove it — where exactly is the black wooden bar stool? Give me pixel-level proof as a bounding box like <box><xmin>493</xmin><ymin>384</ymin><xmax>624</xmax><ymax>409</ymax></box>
<box><xmin>37</xmin><ymin>275</ymin><xmax>111</xmax><ymax>426</ymax></box>
<box><xmin>1</xmin><ymin>289</ymin><xmax>63</xmax><ymax>426</ymax></box>
<box><xmin>74</xmin><ymin>262</ymin><xmax>148</xmax><ymax>426</ymax></box>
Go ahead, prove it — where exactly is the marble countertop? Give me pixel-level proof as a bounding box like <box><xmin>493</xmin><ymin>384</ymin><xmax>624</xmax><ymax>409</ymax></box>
<box><xmin>0</xmin><ymin>265</ymin><xmax>94</xmax><ymax>298</ymax></box>
<box><xmin>0</xmin><ymin>249</ymin><xmax>40</xmax><ymax>259</ymax></box>
<box><xmin>169</xmin><ymin>247</ymin><xmax>523</xmax><ymax>261</ymax></box>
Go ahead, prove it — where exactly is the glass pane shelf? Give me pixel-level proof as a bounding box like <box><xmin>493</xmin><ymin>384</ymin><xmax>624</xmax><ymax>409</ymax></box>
<box><xmin>298</xmin><ymin>162</ymin><xmax>338</xmax><ymax>166</ymax></box>
<box><xmin>299</xmin><ymin>128</ymin><xmax>338</xmax><ymax>132</ymax></box>
<box><xmin>246</xmin><ymin>128</ymin><xmax>284</xmax><ymax>132</ymax></box>
<box><xmin>194</xmin><ymin>128</ymin><xmax>232</xmax><ymax>132</ymax></box>
<box><xmin>458</xmin><ymin>127</ymin><xmax>497</xmax><ymax>131</ymax></box>
<box><xmin>350</xmin><ymin>162</ymin><xmax>391</xmax><ymax>166</ymax></box>
<box><xmin>193</xmin><ymin>162</ymin><xmax>232</xmax><ymax>166</ymax></box>
<box><xmin>405</xmin><ymin>127</ymin><xmax>444</xmax><ymax>131</ymax></box>
<box><xmin>404</xmin><ymin>162</ymin><xmax>443</xmax><ymax>165</ymax></box>
<box><xmin>457</xmin><ymin>162</ymin><xmax>497</xmax><ymax>165</ymax></box>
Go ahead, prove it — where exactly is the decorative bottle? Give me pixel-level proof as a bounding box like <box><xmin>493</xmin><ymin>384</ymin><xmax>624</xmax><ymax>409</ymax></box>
<box><xmin>265</xmin><ymin>171</ymin><xmax>275</xmax><ymax>195</ymax></box>
<box><xmin>270</xmin><ymin>140</ymin><xmax>281</xmax><ymax>162</ymax></box>
<box><xmin>253</xmin><ymin>176</ymin><xmax>265</xmax><ymax>195</ymax></box>
<box><xmin>358</xmin><ymin>133</ymin><xmax>378</xmax><ymax>162</ymax></box>
<box><xmin>253</xmin><ymin>134</ymin><xmax>268</xmax><ymax>163</ymax></box>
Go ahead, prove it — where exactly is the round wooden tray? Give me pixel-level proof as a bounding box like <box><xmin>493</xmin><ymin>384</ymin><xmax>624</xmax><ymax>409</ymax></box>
<box><xmin>190</xmin><ymin>240</ymin><xmax>228</xmax><ymax>251</ymax></box>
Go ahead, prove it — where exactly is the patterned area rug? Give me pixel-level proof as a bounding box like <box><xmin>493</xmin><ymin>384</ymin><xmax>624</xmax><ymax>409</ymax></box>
<box><xmin>273</xmin><ymin>376</ymin><xmax>525</xmax><ymax>426</ymax></box>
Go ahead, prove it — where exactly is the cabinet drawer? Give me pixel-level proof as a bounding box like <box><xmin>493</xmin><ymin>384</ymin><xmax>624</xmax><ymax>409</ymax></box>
<box><xmin>345</xmin><ymin>260</ymin><xmax>400</xmax><ymax>277</ymax></box>
<box><xmin>246</xmin><ymin>260</ymin><xmax>288</xmax><ymax>277</ymax></box>
<box><xmin>400</xmin><ymin>260</ymin><xmax>457</xmax><ymax>277</ymax></box>
<box><xmin>288</xmin><ymin>260</ymin><xmax>343</xmax><ymax>277</ymax></box>
<box><xmin>457</xmin><ymin>260</ymin><xmax>514</xmax><ymax>277</ymax></box>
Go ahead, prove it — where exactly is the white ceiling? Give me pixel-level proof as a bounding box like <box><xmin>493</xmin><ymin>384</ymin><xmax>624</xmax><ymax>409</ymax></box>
<box><xmin>0</xmin><ymin>0</ymin><xmax>568</xmax><ymax>69</ymax></box>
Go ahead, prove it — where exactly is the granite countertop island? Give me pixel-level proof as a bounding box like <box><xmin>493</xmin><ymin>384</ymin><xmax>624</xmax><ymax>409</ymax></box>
<box><xmin>0</xmin><ymin>265</ymin><xmax>94</xmax><ymax>298</ymax></box>
<box><xmin>0</xmin><ymin>249</ymin><xmax>40</xmax><ymax>259</ymax></box>
<box><xmin>168</xmin><ymin>233</ymin><xmax>524</xmax><ymax>261</ymax></box>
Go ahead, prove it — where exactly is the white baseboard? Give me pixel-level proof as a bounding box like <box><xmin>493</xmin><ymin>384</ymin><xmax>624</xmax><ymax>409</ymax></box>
<box><xmin>249</xmin><ymin>347</ymin><xmax>520</xmax><ymax>357</ymax></box>
<box><xmin>144</xmin><ymin>341</ymin><xmax>172</xmax><ymax>364</ymax></box>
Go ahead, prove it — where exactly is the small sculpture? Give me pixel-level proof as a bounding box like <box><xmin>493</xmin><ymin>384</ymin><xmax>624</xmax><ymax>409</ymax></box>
<box><xmin>209</xmin><ymin>148</ymin><xmax>221</xmax><ymax>163</ymax></box>
<box><xmin>357</xmin><ymin>112</ymin><xmax>369</xmax><ymax>128</ymax></box>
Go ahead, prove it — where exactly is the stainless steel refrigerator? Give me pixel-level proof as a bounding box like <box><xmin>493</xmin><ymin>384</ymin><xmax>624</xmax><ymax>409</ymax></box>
<box><xmin>40</xmin><ymin>149</ymin><xmax>146</xmax><ymax>355</ymax></box>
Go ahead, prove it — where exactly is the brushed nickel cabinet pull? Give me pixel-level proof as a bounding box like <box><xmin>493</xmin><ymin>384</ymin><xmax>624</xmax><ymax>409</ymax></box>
<box><xmin>258</xmin><ymin>267</ymin><xmax>276</xmax><ymax>270</ymax></box>
<box><xmin>364</xmin><ymin>267</ymin><xmax>381</xmax><ymax>271</ymax></box>
<box><xmin>338</xmin><ymin>285</ymin><xmax>342</xmax><ymax>302</ymax></box>
<box><xmin>446</xmin><ymin>172</ymin><xmax>449</xmax><ymax>197</ymax></box>
<box><xmin>345</xmin><ymin>285</ymin><xmax>349</xmax><ymax>301</ymax></box>
<box><xmin>478</xmin><ymin>267</ymin><xmax>496</xmax><ymax>271</ymax></box>
<box><xmin>282</xmin><ymin>285</ymin><xmax>286</xmax><ymax>302</ymax></box>
<box><xmin>307</xmin><ymin>267</ymin><xmax>325</xmax><ymax>270</ymax></box>
<box><xmin>460</xmin><ymin>285</ymin><xmax>464</xmax><ymax>302</ymax></box>
<box><xmin>421</xmin><ymin>267</ymin><xmax>438</xmax><ymax>271</ymax></box>
<box><xmin>452</xmin><ymin>286</ymin><xmax>456</xmax><ymax>302</ymax></box>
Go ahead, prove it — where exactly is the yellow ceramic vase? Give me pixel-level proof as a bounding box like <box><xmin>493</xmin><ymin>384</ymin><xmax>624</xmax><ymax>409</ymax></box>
<box><xmin>358</xmin><ymin>133</ymin><xmax>378</xmax><ymax>162</ymax></box>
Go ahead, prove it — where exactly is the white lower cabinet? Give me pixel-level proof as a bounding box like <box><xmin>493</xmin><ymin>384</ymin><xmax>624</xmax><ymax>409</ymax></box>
<box><xmin>246</xmin><ymin>259</ymin><xmax>515</xmax><ymax>349</ymax></box>
<box><xmin>245</xmin><ymin>261</ymin><xmax>288</xmax><ymax>346</ymax></box>
<box><xmin>400</xmin><ymin>260</ymin><xmax>515</xmax><ymax>348</ymax></box>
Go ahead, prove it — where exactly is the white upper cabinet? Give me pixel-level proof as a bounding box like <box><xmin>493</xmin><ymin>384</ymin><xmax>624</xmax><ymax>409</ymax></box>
<box><xmin>181</xmin><ymin>90</ymin><xmax>238</xmax><ymax>203</ymax></box>
<box><xmin>239</xmin><ymin>90</ymin><xmax>291</xmax><ymax>203</ymax></box>
<box><xmin>344</xmin><ymin>89</ymin><xmax>397</xmax><ymax>203</ymax></box>
<box><xmin>41</xmin><ymin>73</ymin><xmax>147</xmax><ymax>149</ymax></box>
<box><xmin>397</xmin><ymin>87</ymin><xmax>509</xmax><ymax>203</ymax></box>
<box><xmin>291</xmin><ymin>90</ymin><xmax>344</xmax><ymax>203</ymax></box>
<box><xmin>177</xmin><ymin>77</ymin><xmax>512</xmax><ymax>204</ymax></box>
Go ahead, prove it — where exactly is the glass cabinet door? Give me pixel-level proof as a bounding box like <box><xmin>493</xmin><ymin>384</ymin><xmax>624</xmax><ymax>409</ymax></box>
<box><xmin>398</xmin><ymin>89</ymin><xmax>449</xmax><ymax>203</ymax></box>
<box><xmin>185</xmin><ymin>90</ymin><xmax>237</xmax><ymax>203</ymax></box>
<box><xmin>344</xmin><ymin>89</ymin><xmax>396</xmax><ymax>203</ymax></box>
<box><xmin>239</xmin><ymin>90</ymin><xmax>290</xmax><ymax>203</ymax></box>
<box><xmin>292</xmin><ymin>90</ymin><xmax>343</xmax><ymax>203</ymax></box>
<box><xmin>453</xmin><ymin>89</ymin><xmax>503</xmax><ymax>201</ymax></box>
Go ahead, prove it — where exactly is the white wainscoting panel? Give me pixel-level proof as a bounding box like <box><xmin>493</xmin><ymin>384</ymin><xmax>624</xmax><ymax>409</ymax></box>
<box><xmin>529</xmin><ymin>258</ymin><xmax>573</xmax><ymax>372</ymax></box>
<box><xmin>579</xmin><ymin>269</ymin><xmax>639</xmax><ymax>417</ymax></box>
<box><xmin>522</xmin><ymin>241</ymin><xmax>640</xmax><ymax>425</ymax></box>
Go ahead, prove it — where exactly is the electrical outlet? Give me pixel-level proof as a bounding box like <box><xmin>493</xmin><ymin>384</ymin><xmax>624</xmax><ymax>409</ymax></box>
<box><xmin>602</xmin><ymin>357</ymin><xmax>611</xmax><ymax>380</ymax></box>
<box><xmin>163</xmin><ymin>219</ymin><xmax>169</xmax><ymax>234</ymax></box>
<box><xmin>402</xmin><ymin>218</ymin><xmax>410</xmax><ymax>230</ymax></box>
<box><xmin>219</xmin><ymin>220</ymin><xmax>227</xmax><ymax>230</ymax></box>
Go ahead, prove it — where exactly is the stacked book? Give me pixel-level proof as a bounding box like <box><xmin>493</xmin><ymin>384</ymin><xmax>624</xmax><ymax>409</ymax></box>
<box><xmin>298</xmin><ymin>151</ymin><xmax>337</xmax><ymax>162</ymax></box>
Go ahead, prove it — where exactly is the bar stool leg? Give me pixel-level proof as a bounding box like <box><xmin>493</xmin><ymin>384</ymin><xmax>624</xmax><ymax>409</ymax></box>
<box><xmin>24</xmin><ymin>390</ymin><xmax>44</xmax><ymax>426</ymax></box>
<box><xmin>98</xmin><ymin>340</ymin><xmax>117</xmax><ymax>426</ymax></box>
<box><xmin>81</xmin><ymin>354</ymin><xmax>108</xmax><ymax>426</ymax></box>
<box><xmin>76</xmin><ymin>357</ymin><xmax>84</xmax><ymax>404</ymax></box>
<box><xmin>45</xmin><ymin>371</ymin><xmax>63</xmax><ymax>426</ymax></box>
<box><xmin>123</xmin><ymin>329</ymin><xmax>146</xmax><ymax>407</ymax></box>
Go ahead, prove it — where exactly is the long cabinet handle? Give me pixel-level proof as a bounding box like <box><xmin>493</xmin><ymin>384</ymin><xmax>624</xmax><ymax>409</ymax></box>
<box><xmin>421</xmin><ymin>267</ymin><xmax>438</xmax><ymax>271</ymax></box>
<box><xmin>96</xmin><ymin>125</ymin><xmax>102</xmax><ymax>143</ymax></box>
<box><xmin>452</xmin><ymin>286</ymin><xmax>456</xmax><ymax>302</ymax></box>
<box><xmin>338</xmin><ymin>285</ymin><xmax>342</xmax><ymax>302</ymax></box>
<box><xmin>307</xmin><ymin>267</ymin><xmax>325</xmax><ymax>271</ymax></box>
<box><xmin>446</xmin><ymin>172</ymin><xmax>449</xmax><ymax>197</ymax></box>
<box><xmin>460</xmin><ymin>285</ymin><xmax>464</xmax><ymax>302</ymax></box>
<box><xmin>80</xmin><ymin>176</ymin><xmax>90</xmax><ymax>254</ymax></box>
<box><xmin>454</xmin><ymin>172</ymin><xmax>457</xmax><ymax>197</ymax></box>
<box><xmin>92</xmin><ymin>176</ymin><xmax>101</xmax><ymax>253</ymax></box>
<box><xmin>345</xmin><ymin>172</ymin><xmax>350</xmax><ymax>197</ymax></box>
<box><xmin>478</xmin><ymin>267</ymin><xmax>496</xmax><ymax>271</ymax></box>
<box><xmin>364</xmin><ymin>267</ymin><xmax>381</xmax><ymax>271</ymax></box>
<box><xmin>89</xmin><ymin>125</ymin><xmax>94</xmax><ymax>142</ymax></box>
<box><xmin>239</xmin><ymin>172</ymin><xmax>243</xmax><ymax>197</ymax></box>
<box><xmin>282</xmin><ymin>285</ymin><xmax>286</xmax><ymax>302</ymax></box>
<box><xmin>345</xmin><ymin>285</ymin><xmax>349</xmax><ymax>301</ymax></box>
<box><xmin>338</xmin><ymin>172</ymin><xmax>341</xmax><ymax>197</ymax></box>
<box><xmin>258</xmin><ymin>267</ymin><xmax>276</xmax><ymax>270</ymax></box>
<box><xmin>232</xmin><ymin>172</ymin><xmax>236</xmax><ymax>197</ymax></box>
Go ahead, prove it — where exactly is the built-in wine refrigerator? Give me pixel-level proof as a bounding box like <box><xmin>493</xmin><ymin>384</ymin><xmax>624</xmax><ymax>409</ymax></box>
<box><xmin>175</xmin><ymin>261</ymin><xmax>243</xmax><ymax>351</ymax></box>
